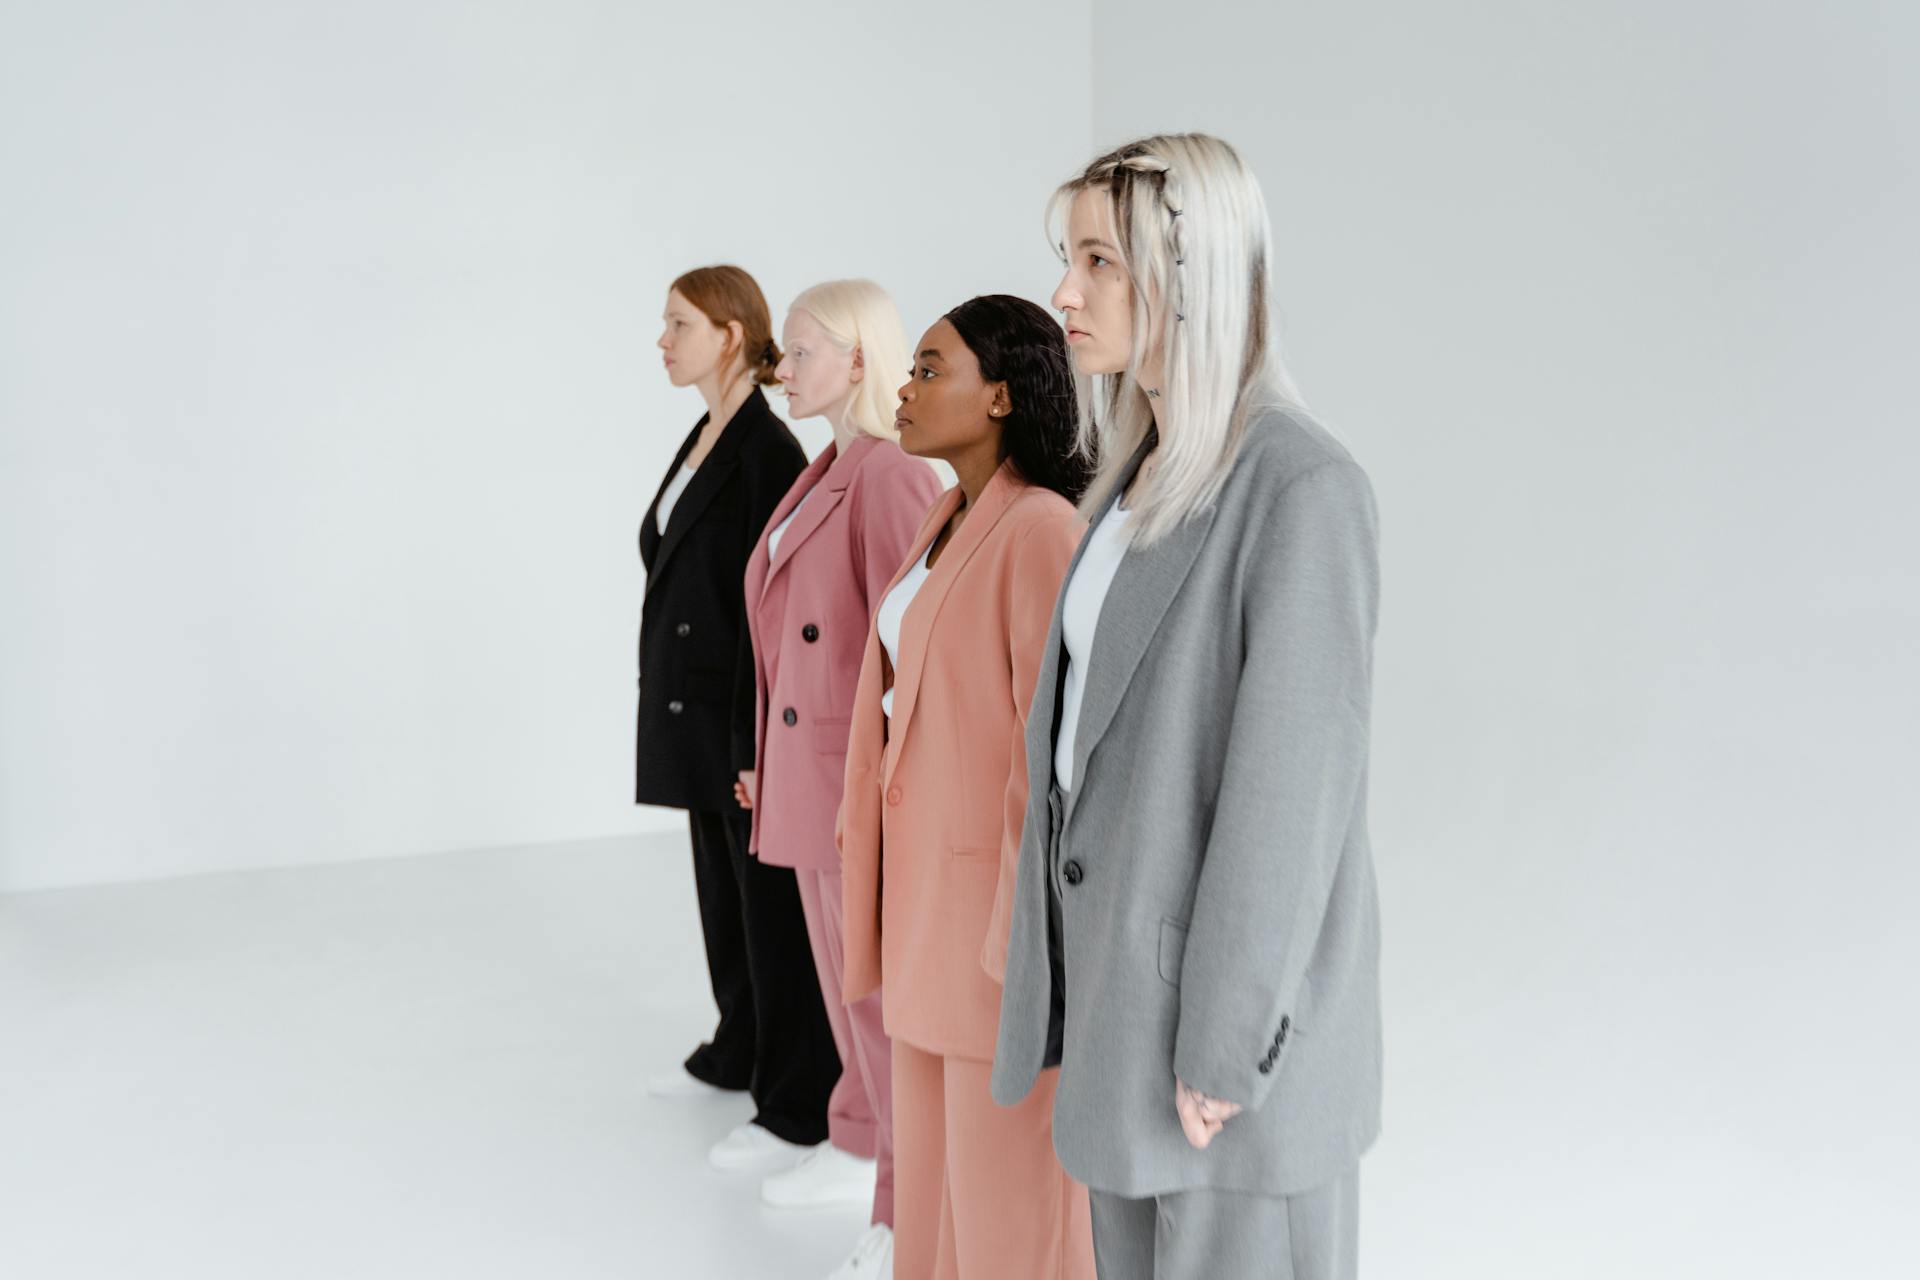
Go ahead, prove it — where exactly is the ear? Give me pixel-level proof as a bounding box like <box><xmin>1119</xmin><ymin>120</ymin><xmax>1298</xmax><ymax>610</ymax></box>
<box><xmin>988</xmin><ymin>382</ymin><xmax>1012</xmax><ymax>419</ymax></box>
<box><xmin>724</xmin><ymin>319</ymin><xmax>745</xmax><ymax>360</ymax></box>
<box><xmin>848</xmin><ymin>343</ymin><xmax>864</xmax><ymax>384</ymax></box>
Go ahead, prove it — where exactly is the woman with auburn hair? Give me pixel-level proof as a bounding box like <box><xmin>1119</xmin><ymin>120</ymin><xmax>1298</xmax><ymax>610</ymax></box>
<box><xmin>991</xmin><ymin>134</ymin><xmax>1383</xmax><ymax>1280</ymax></box>
<box><xmin>740</xmin><ymin>279</ymin><xmax>942</xmax><ymax>1278</ymax></box>
<box><xmin>839</xmin><ymin>294</ymin><xmax>1097</xmax><ymax>1280</ymax></box>
<box><xmin>638</xmin><ymin>264</ymin><xmax>839</xmax><ymax>1176</ymax></box>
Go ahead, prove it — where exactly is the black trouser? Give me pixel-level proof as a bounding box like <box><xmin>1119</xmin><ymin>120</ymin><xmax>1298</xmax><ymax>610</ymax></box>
<box><xmin>683</xmin><ymin>806</ymin><xmax>839</xmax><ymax>1145</ymax></box>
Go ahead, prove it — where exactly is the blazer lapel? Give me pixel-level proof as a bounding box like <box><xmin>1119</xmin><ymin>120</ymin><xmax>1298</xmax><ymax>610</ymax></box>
<box><xmin>1019</xmin><ymin>468</ymin><xmax>1112</xmax><ymax>785</ymax></box>
<box><xmin>884</xmin><ymin>461</ymin><xmax>1025</xmax><ymax>778</ymax></box>
<box><xmin>747</xmin><ymin>441</ymin><xmax>832</xmax><ymax>617</ymax></box>
<box><xmin>1022</xmin><ymin>575</ymin><xmax>1073</xmax><ymax>806</ymax></box>
<box><xmin>645</xmin><ymin>390</ymin><xmax>764</xmax><ymax>598</ymax></box>
<box><xmin>766</xmin><ymin>436</ymin><xmax>874</xmax><ymax>579</ymax></box>
<box><xmin>741</xmin><ymin>479</ymin><xmax>784</xmax><ymax>628</ymax></box>
<box><xmin>1063</xmin><ymin>434</ymin><xmax>1217</xmax><ymax>819</ymax></box>
<box><xmin>640</xmin><ymin>422</ymin><xmax>701</xmax><ymax>570</ymax></box>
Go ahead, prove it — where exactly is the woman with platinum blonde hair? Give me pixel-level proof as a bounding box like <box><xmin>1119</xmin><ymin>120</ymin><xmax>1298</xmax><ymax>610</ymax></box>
<box><xmin>992</xmin><ymin>134</ymin><xmax>1383</xmax><ymax>1280</ymax></box>
<box><xmin>739</xmin><ymin>280</ymin><xmax>941</xmax><ymax>1278</ymax></box>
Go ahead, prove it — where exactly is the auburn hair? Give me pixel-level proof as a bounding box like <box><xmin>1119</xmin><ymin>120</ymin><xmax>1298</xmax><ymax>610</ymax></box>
<box><xmin>670</xmin><ymin>264</ymin><xmax>782</xmax><ymax>388</ymax></box>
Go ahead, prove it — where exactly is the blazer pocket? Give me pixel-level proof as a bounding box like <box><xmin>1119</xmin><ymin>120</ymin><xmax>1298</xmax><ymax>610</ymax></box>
<box><xmin>949</xmin><ymin>845</ymin><xmax>998</xmax><ymax>862</ymax></box>
<box><xmin>1157</xmin><ymin>917</ymin><xmax>1190</xmax><ymax>987</ymax></box>
<box><xmin>812</xmin><ymin>716</ymin><xmax>852</xmax><ymax>755</ymax></box>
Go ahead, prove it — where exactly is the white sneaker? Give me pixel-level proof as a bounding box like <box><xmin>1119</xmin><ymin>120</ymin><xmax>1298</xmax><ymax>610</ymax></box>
<box><xmin>707</xmin><ymin>1121</ymin><xmax>813</xmax><ymax>1173</ymax></box>
<box><xmin>825</xmin><ymin>1224</ymin><xmax>893</xmax><ymax>1280</ymax></box>
<box><xmin>760</xmin><ymin>1144</ymin><xmax>878</xmax><ymax>1209</ymax></box>
<box><xmin>646</xmin><ymin>1067</ymin><xmax>731</xmax><ymax>1099</ymax></box>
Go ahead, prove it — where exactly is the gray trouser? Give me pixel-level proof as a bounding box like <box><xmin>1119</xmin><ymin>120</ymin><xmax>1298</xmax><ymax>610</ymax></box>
<box><xmin>1088</xmin><ymin>1168</ymin><xmax>1359</xmax><ymax>1280</ymax></box>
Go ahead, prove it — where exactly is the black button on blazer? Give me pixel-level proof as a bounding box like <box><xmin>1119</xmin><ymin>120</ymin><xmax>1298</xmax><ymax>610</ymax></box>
<box><xmin>635</xmin><ymin>388</ymin><xmax>805</xmax><ymax>811</ymax></box>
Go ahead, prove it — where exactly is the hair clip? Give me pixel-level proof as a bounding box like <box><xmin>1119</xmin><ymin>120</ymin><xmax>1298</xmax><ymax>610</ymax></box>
<box><xmin>1175</xmin><ymin>313</ymin><xmax>1185</xmax><ymax>322</ymax></box>
<box><xmin>1169</xmin><ymin>208</ymin><xmax>1183</xmax><ymax>217</ymax></box>
<box><xmin>1174</xmin><ymin>258</ymin><xmax>1184</xmax><ymax>265</ymax></box>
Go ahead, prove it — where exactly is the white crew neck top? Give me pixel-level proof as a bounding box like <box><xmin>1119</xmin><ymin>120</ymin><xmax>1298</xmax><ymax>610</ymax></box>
<box><xmin>655</xmin><ymin>464</ymin><xmax>695</xmax><ymax>533</ymax></box>
<box><xmin>875</xmin><ymin>543</ymin><xmax>935</xmax><ymax>719</ymax></box>
<box><xmin>766</xmin><ymin>484</ymin><xmax>815</xmax><ymax>561</ymax></box>
<box><xmin>1054</xmin><ymin>500</ymin><xmax>1132</xmax><ymax>792</ymax></box>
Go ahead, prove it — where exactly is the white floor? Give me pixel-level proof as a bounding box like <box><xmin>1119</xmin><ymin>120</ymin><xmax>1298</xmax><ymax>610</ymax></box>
<box><xmin>2</xmin><ymin>834</ymin><xmax>1912</xmax><ymax>1278</ymax></box>
<box><xmin>0</xmin><ymin>835</ymin><xmax>868</xmax><ymax>1279</ymax></box>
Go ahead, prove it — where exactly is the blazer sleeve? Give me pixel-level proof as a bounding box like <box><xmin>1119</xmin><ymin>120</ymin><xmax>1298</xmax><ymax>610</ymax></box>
<box><xmin>1170</xmin><ymin>460</ymin><xmax>1380</xmax><ymax>1112</ymax></box>
<box><xmin>732</xmin><ymin>432</ymin><xmax>807</xmax><ymax>773</ymax></box>
<box><xmin>854</xmin><ymin>455</ymin><xmax>943</xmax><ymax>618</ymax></box>
<box><xmin>981</xmin><ymin>510</ymin><xmax>1083</xmax><ymax>983</ymax></box>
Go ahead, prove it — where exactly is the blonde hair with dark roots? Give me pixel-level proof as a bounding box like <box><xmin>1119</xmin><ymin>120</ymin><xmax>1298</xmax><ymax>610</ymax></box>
<box><xmin>1048</xmin><ymin>133</ymin><xmax>1303</xmax><ymax>544</ymax></box>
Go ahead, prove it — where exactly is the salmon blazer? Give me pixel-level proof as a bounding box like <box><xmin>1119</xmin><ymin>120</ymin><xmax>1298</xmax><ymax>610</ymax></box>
<box><xmin>838</xmin><ymin>461</ymin><xmax>1083</xmax><ymax>1061</ymax></box>
<box><xmin>744</xmin><ymin>435</ymin><xmax>942</xmax><ymax>869</ymax></box>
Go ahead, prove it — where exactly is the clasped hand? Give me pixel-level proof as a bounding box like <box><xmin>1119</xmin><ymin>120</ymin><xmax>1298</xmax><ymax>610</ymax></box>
<box><xmin>1174</xmin><ymin>1077</ymin><xmax>1242</xmax><ymax>1149</ymax></box>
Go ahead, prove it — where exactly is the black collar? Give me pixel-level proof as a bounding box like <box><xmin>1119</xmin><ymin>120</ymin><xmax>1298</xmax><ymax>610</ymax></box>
<box><xmin>673</xmin><ymin>385</ymin><xmax>772</xmax><ymax>472</ymax></box>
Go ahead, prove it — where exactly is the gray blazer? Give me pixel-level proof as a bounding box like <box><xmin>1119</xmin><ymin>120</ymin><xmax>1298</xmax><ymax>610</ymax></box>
<box><xmin>991</xmin><ymin>405</ymin><xmax>1382</xmax><ymax>1199</ymax></box>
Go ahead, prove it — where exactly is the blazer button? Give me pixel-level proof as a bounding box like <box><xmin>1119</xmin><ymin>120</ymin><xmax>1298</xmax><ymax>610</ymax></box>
<box><xmin>667</xmin><ymin>700</ymin><xmax>684</xmax><ymax>715</ymax></box>
<box><xmin>1061</xmin><ymin>859</ymin><xmax>1084</xmax><ymax>886</ymax></box>
<box><xmin>675</xmin><ymin>622</ymin><xmax>691</xmax><ymax>637</ymax></box>
<box><xmin>886</xmin><ymin>787</ymin><xmax>902</xmax><ymax>806</ymax></box>
<box><xmin>802</xmin><ymin>623</ymin><xmax>819</xmax><ymax>643</ymax></box>
<box><xmin>782</xmin><ymin>707</ymin><xmax>798</xmax><ymax>727</ymax></box>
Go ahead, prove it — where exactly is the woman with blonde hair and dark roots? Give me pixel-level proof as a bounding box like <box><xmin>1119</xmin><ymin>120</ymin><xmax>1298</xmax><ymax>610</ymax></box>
<box><xmin>638</xmin><ymin>265</ymin><xmax>840</xmax><ymax>1178</ymax></box>
<box><xmin>992</xmin><ymin>135</ymin><xmax>1384</xmax><ymax>1279</ymax></box>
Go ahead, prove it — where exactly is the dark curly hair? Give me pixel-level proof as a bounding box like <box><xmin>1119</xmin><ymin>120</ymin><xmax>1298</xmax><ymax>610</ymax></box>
<box><xmin>942</xmin><ymin>294</ymin><xmax>1094</xmax><ymax>504</ymax></box>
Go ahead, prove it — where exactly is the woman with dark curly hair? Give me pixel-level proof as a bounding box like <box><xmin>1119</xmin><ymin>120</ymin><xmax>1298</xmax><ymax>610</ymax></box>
<box><xmin>836</xmin><ymin>295</ymin><xmax>1097</xmax><ymax>1280</ymax></box>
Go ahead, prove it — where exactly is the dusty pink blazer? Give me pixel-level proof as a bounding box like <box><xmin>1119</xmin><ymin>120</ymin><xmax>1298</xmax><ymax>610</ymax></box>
<box><xmin>838</xmin><ymin>461</ymin><xmax>1084</xmax><ymax>1061</ymax></box>
<box><xmin>744</xmin><ymin>435</ymin><xmax>942</xmax><ymax>870</ymax></box>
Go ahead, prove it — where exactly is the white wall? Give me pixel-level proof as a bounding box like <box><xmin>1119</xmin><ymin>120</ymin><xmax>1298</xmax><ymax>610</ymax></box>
<box><xmin>1094</xmin><ymin>1</ymin><xmax>1920</xmax><ymax>1273</ymax></box>
<box><xmin>6</xmin><ymin>1</ymin><xmax>1915</xmax><ymax>1261</ymax></box>
<box><xmin>0</xmin><ymin>1</ymin><xmax>1090</xmax><ymax>891</ymax></box>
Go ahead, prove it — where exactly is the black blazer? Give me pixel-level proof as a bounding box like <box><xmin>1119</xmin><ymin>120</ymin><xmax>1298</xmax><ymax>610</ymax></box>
<box><xmin>637</xmin><ymin>388</ymin><xmax>806</xmax><ymax>811</ymax></box>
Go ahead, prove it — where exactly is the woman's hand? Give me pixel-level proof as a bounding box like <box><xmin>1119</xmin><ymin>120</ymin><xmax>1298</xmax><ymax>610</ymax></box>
<box><xmin>734</xmin><ymin>770</ymin><xmax>756</xmax><ymax>810</ymax></box>
<box><xmin>1174</xmin><ymin>1077</ymin><xmax>1243</xmax><ymax>1150</ymax></box>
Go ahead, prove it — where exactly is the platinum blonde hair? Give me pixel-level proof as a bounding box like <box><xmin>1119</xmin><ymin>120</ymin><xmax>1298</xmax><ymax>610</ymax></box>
<box><xmin>787</xmin><ymin>279</ymin><xmax>910</xmax><ymax>442</ymax></box>
<box><xmin>1048</xmin><ymin>133</ymin><xmax>1303</xmax><ymax>544</ymax></box>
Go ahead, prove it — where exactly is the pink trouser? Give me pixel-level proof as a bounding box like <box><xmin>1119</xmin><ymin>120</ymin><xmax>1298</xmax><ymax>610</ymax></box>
<box><xmin>891</xmin><ymin>1040</ymin><xmax>1095</xmax><ymax>1280</ymax></box>
<box><xmin>795</xmin><ymin>865</ymin><xmax>894</xmax><ymax>1227</ymax></box>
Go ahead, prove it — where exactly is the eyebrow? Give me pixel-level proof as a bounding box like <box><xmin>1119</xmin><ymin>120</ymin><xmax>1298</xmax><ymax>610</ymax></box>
<box><xmin>1076</xmin><ymin>237</ymin><xmax>1121</xmax><ymax>254</ymax></box>
<box><xmin>916</xmin><ymin>348</ymin><xmax>945</xmax><ymax>361</ymax></box>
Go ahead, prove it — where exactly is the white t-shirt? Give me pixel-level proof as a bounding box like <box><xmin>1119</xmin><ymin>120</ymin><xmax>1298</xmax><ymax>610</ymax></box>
<box><xmin>655</xmin><ymin>464</ymin><xmax>695</xmax><ymax>533</ymax></box>
<box><xmin>1055</xmin><ymin>500</ymin><xmax>1132</xmax><ymax>792</ymax></box>
<box><xmin>876</xmin><ymin>543</ymin><xmax>935</xmax><ymax>720</ymax></box>
<box><xmin>765</xmin><ymin>484</ymin><xmax>815</xmax><ymax>561</ymax></box>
